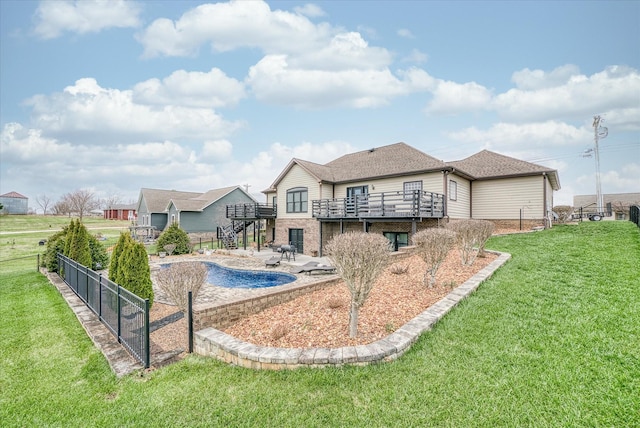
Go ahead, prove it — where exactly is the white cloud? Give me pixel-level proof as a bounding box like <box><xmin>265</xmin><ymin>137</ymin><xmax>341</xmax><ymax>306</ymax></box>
<box><xmin>137</xmin><ymin>0</ymin><xmax>333</xmax><ymax>58</ymax></box>
<box><xmin>289</xmin><ymin>32</ymin><xmax>392</xmax><ymax>71</ymax></box>
<box><xmin>402</xmin><ymin>49</ymin><xmax>428</xmax><ymax>64</ymax></box>
<box><xmin>200</xmin><ymin>140</ymin><xmax>234</xmax><ymax>162</ymax></box>
<box><xmin>493</xmin><ymin>65</ymin><xmax>640</xmax><ymax>122</ymax></box>
<box><xmin>247</xmin><ymin>55</ymin><xmax>429</xmax><ymax>108</ymax></box>
<box><xmin>293</xmin><ymin>4</ymin><xmax>326</xmax><ymax>18</ymax></box>
<box><xmin>397</xmin><ymin>28</ymin><xmax>414</xmax><ymax>39</ymax></box>
<box><xmin>33</xmin><ymin>0</ymin><xmax>141</xmax><ymax>39</ymax></box>
<box><xmin>132</xmin><ymin>68</ymin><xmax>246</xmax><ymax>108</ymax></box>
<box><xmin>446</xmin><ymin>121</ymin><xmax>590</xmax><ymax>149</ymax></box>
<box><xmin>426</xmin><ymin>80</ymin><xmax>493</xmax><ymax>114</ymax></box>
<box><xmin>24</xmin><ymin>78</ymin><xmax>242</xmax><ymax>144</ymax></box>
<box><xmin>511</xmin><ymin>64</ymin><xmax>581</xmax><ymax>90</ymax></box>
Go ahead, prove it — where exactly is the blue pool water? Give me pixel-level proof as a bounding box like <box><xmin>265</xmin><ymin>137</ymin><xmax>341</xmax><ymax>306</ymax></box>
<box><xmin>160</xmin><ymin>262</ymin><xmax>296</xmax><ymax>289</ymax></box>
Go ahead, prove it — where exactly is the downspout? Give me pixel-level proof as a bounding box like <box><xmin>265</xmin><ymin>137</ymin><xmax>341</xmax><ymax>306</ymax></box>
<box><xmin>443</xmin><ymin>170</ymin><xmax>448</xmax><ymax>217</ymax></box>
<box><xmin>542</xmin><ymin>173</ymin><xmax>548</xmax><ymax>228</ymax></box>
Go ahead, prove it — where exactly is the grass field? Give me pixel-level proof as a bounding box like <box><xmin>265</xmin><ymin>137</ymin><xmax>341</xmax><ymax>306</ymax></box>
<box><xmin>0</xmin><ymin>215</ymin><xmax>130</xmax><ymax>272</ymax></box>
<box><xmin>1</xmin><ymin>219</ymin><xmax>638</xmax><ymax>427</ymax></box>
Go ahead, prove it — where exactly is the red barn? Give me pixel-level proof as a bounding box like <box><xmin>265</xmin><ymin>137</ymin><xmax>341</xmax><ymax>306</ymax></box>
<box><xmin>104</xmin><ymin>203</ymin><xmax>136</xmax><ymax>221</ymax></box>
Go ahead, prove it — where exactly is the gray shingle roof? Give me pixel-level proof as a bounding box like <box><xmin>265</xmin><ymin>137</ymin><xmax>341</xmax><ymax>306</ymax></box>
<box><xmin>447</xmin><ymin>150</ymin><xmax>560</xmax><ymax>190</ymax></box>
<box><xmin>325</xmin><ymin>143</ymin><xmax>446</xmax><ymax>182</ymax></box>
<box><xmin>139</xmin><ymin>188</ymin><xmax>202</xmax><ymax>213</ymax></box>
<box><xmin>141</xmin><ymin>185</ymin><xmax>256</xmax><ymax>213</ymax></box>
<box><xmin>266</xmin><ymin>143</ymin><xmax>561</xmax><ymax>191</ymax></box>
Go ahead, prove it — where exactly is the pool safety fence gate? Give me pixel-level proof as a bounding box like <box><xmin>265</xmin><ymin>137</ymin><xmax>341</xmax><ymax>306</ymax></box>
<box><xmin>57</xmin><ymin>254</ymin><xmax>150</xmax><ymax>368</ymax></box>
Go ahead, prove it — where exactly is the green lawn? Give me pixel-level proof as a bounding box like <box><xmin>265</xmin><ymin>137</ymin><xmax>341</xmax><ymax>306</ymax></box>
<box><xmin>0</xmin><ymin>215</ymin><xmax>129</xmax><ymax>272</ymax></box>
<box><xmin>1</xmin><ymin>221</ymin><xmax>638</xmax><ymax>427</ymax></box>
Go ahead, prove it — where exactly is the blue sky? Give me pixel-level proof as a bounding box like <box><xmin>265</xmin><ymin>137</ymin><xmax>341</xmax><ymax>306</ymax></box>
<box><xmin>1</xmin><ymin>0</ymin><xmax>638</xmax><ymax>211</ymax></box>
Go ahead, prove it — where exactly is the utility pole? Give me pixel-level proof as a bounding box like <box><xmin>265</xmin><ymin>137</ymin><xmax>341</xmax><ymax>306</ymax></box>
<box><xmin>592</xmin><ymin>115</ymin><xmax>608</xmax><ymax>215</ymax></box>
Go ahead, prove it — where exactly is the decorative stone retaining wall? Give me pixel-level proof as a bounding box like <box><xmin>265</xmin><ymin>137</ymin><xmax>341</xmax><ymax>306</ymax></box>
<box><xmin>192</xmin><ymin>277</ymin><xmax>342</xmax><ymax>331</ymax></box>
<box><xmin>195</xmin><ymin>251</ymin><xmax>511</xmax><ymax>369</ymax></box>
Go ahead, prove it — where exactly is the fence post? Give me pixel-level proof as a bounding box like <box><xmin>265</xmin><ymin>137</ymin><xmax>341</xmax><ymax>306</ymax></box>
<box><xmin>188</xmin><ymin>291</ymin><xmax>193</xmax><ymax>353</ymax></box>
<box><xmin>117</xmin><ymin>286</ymin><xmax>122</xmax><ymax>343</ymax></box>
<box><xmin>144</xmin><ymin>299</ymin><xmax>150</xmax><ymax>369</ymax></box>
<box><xmin>98</xmin><ymin>273</ymin><xmax>103</xmax><ymax>320</ymax></box>
<box><xmin>37</xmin><ymin>254</ymin><xmax>40</xmax><ymax>272</ymax></box>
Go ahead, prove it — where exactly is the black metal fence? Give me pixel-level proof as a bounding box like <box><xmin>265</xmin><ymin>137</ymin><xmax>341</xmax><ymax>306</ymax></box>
<box><xmin>631</xmin><ymin>205</ymin><xmax>640</xmax><ymax>228</ymax></box>
<box><xmin>57</xmin><ymin>254</ymin><xmax>150</xmax><ymax>368</ymax></box>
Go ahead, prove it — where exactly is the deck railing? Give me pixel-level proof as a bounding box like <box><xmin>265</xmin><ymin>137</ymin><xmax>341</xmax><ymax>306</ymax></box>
<box><xmin>312</xmin><ymin>190</ymin><xmax>445</xmax><ymax>219</ymax></box>
<box><xmin>226</xmin><ymin>203</ymin><xmax>277</xmax><ymax>219</ymax></box>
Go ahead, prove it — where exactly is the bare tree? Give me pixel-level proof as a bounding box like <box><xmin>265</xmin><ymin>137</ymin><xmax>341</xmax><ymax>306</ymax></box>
<box><xmin>447</xmin><ymin>219</ymin><xmax>495</xmax><ymax>265</ymax></box>
<box><xmin>66</xmin><ymin>189</ymin><xmax>100</xmax><ymax>221</ymax></box>
<box><xmin>52</xmin><ymin>198</ymin><xmax>72</xmax><ymax>217</ymax></box>
<box><xmin>102</xmin><ymin>192</ymin><xmax>122</xmax><ymax>210</ymax></box>
<box><xmin>154</xmin><ymin>262</ymin><xmax>208</xmax><ymax>313</ymax></box>
<box><xmin>553</xmin><ymin>205</ymin><xmax>574</xmax><ymax>223</ymax></box>
<box><xmin>412</xmin><ymin>228</ymin><xmax>456</xmax><ymax>287</ymax></box>
<box><xmin>325</xmin><ymin>231</ymin><xmax>391</xmax><ymax>338</ymax></box>
<box><xmin>36</xmin><ymin>194</ymin><xmax>52</xmax><ymax>215</ymax></box>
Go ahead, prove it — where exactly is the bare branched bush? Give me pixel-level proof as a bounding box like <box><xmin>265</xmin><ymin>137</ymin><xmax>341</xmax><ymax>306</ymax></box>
<box><xmin>412</xmin><ymin>228</ymin><xmax>456</xmax><ymax>287</ymax></box>
<box><xmin>163</xmin><ymin>244</ymin><xmax>177</xmax><ymax>256</ymax></box>
<box><xmin>326</xmin><ymin>296</ymin><xmax>344</xmax><ymax>309</ymax></box>
<box><xmin>475</xmin><ymin>220</ymin><xmax>495</xmax><ymax>257</ymax></box>
<box><xmin>270</xmin><ymin>323</ymin><xmax>288</xmax><ymax>341</ymax></box>
<box><xmin>553</xmin><ymin>205</ymin><xmax>574</xmax><ymax>224</ymax></box>
<box><xmin>154</xmin><ymin>262</ymin><xmax>208</xmax><ymax>313</ymax></box>
<box><xmin>325</xmin><ymin>232</ymin><xmax>391</xmax><ymax>338</ymax></box>
<box><xmin>389</xmin><ymin>263</ymin><xmax>409</xmax><ymax>275</ymax></box>
<box><xmin>447</xmin><ymin>219</ymin><xmax>494</xmax><ymax>266</ymax></box>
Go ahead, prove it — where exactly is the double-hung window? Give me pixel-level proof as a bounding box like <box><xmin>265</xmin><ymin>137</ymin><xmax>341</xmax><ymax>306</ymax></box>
<box><xmin>286</xmin><ymin>187</ymin><xmax>308</xmax><ymax>213</ymax></box>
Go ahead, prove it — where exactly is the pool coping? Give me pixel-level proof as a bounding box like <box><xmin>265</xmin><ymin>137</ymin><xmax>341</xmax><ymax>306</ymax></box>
<box><xmin>194</xmin><ymin>251</ymin><xmax>511</xmax><ymax>370</ymax></box>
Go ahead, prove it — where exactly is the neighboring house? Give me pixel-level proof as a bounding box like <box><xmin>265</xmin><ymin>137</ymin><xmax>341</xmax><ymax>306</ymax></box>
<box><xmin>136</xmin><ymin>186</ymin><xmax>257</xmax><ymax>237</ymax></box>
<box><xmin>0</xmin><ymin>191</ymin><xmax>28</xmax><ymax>215</ymax></box>
<box><xmin>103</xmin><ymin>203</ymin><xmax>137</xmax><ymax>221</ymax></box>
<box><xmin>573</xmin><ymin>193</ymin><xmax>640</xmax><ymax>221</ymax></box>
<box><xmin>239</xmin><ymin>142</ymin><xmax>559</xmax><ymax>256</ymax></box>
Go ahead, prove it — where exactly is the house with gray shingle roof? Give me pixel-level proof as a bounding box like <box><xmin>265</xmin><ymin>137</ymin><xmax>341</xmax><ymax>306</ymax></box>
<box><xmin>136</xmin><ymin>186</ymin><xmax>256</xmax><ymax>237</ymax></box>
<box><xmin>253</xmin><ymin>142</ymin><xmax>560</xmax><ymax>256</ymax></box>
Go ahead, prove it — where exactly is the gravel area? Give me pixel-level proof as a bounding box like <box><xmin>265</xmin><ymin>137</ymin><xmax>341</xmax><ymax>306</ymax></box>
<box><xmin>148</xmin><ymin>249</ymin><xmax>498</xmax><ymax>362</ymax></box>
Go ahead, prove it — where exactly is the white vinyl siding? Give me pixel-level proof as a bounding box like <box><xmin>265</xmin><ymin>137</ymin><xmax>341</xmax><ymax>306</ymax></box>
<box><xmin>447</xmin><ymin>174</ymin><xmax>470</xmax><ymax>219</ymax></box>
<box><xmin>472</xmin><ymin>176</ymin><xmax>544</xmax><ymax>220</ymax></box>
<box><xmin>333</xmin><ymin>172</ymin><xmax>444</xmax><ymax>197</ymax></box>
<box><xmin>276</xmin><ymin>164</ymin><xmax>319</xmax><ymax>219</ymax></box>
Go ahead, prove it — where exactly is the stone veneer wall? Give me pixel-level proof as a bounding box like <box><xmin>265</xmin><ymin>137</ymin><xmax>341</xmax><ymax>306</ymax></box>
<box><xmin>484</xmin><ymin>219</ymin><xmax>545</xmax><ymax>231</ymax></box>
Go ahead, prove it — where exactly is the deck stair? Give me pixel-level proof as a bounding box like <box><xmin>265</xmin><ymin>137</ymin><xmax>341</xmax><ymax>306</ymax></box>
<box><xmin>218</xmin><ymin>221</ymin><xmax>254</xmax><ymax>250</ymax></box>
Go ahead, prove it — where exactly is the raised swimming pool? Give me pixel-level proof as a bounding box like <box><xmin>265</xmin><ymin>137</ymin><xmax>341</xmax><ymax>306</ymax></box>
<box><xmin>161</xmin><ymin>262</ymin><xmax>296</xmax><ymax>289</ymax></box>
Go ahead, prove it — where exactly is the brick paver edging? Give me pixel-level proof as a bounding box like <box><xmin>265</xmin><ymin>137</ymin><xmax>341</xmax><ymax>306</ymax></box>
<box><xmin>195</xmin><ymin>251</ymin><xmax>511</xmax><ymax>369</ymax></box>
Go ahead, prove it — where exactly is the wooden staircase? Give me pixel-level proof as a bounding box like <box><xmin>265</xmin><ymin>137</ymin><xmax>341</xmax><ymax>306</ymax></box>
<box><xmin>218</xmin><ymin>221</ymin><xmax>254</xmax><ymax>250</ymax></box>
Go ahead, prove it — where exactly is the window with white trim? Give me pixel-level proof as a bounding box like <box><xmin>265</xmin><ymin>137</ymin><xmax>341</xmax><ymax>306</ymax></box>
<box><xmin>403</xmin><ymin>180</ymin><xmax>422</xmax><ymax>200</ymax></box>
<box><xmin>449</xmin><ymin>180</ymin><xmax>457</xmax><ymax>201</ymax></box>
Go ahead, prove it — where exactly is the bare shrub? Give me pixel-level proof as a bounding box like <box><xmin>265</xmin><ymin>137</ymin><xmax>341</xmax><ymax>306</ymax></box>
<box><xmin>389</xmin><ymin>264</ymin><xmax>409</xmax><ymax>275</ymax></box>
<box><xmin>163</xmin><ymin>244</ymin><xmax>177</xmax><ymax>256</ymax></box>
<box><xmin>270</xmin><ymin>323</ymin><xmax>288</xmax><ymax>341</ymax></box>
<box><xmin>326</xmin><ymin>296</ymin><xmax>344</xmax><ymax>309</ymax></box>
<box><xmin>553</xmin><ymin>205</ymin><xmax>574</xmax><ymax>223</ymax></box>
<box><xmin>447</xmin><ymin>219</ymin><xmax>494</xmax><ymax>265</ymax></box>
<box><xmin>154</xmin><ymin>262</ymin><xmax>208</xmax><ymax>313</ymax></box>
<box><xmin>412</xmin><ymin>228</ymin><xmax>456</xmax><ymax>287</ymax></box>
<box><xmin>325</xmin><ymin>232</ymin><xmax>391</xmax><ymax>338</ymax></box>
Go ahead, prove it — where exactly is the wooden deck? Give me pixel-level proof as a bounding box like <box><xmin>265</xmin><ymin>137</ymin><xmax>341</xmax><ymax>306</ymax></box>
<box><xmin>312</xmin><ymin>191</ymin><xmax>445</xmax><ymax>220</ymax></box>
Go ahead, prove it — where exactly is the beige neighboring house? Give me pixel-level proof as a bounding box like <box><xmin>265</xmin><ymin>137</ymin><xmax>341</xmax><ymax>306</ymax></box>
<box><xmin>573</xmin><ymin>192</ymin><xmax>640</xmax><ymax>221</ymax></box>
<box><xmin>230</xmin><ymin>142</ymin><xmax>559</xmax><ymax>256</ymax></box>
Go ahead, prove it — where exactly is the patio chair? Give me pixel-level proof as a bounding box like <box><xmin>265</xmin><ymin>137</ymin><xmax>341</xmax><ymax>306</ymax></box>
<box><xmin>291</xmin><ymin>261</ymin><xmax>336</xmax><ymax>275</ymax></box>
<box><xmin>265</xmin><ymin>256</ymin><xmax>281</xmax><ymax>268</ymax></box>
